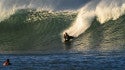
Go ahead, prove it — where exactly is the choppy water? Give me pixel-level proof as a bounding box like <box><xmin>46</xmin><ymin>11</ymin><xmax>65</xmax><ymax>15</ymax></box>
<box><xmin>0</xmin><ymin>52</ymin><xmax>125</xmax><ymax>70</ymax></box>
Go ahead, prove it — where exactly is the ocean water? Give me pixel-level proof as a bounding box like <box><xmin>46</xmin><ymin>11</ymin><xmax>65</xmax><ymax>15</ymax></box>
<box><xmin>0</xmin><ymin>52</ymin><xmax>125</xmax><ymax>70</ymax></box>
<box><xmin>0</xmin><ymin>0</ymin><xmax>125</xmax><ymax>70</ymax></box>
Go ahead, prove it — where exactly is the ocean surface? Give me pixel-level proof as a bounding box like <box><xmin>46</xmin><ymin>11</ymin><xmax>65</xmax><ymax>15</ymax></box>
<box><xmin>0</xmin><ymin>52</ymin><xmax>125</xmax><ymax>70</ymax></box>
<box><xmin>0</xmin><ymin>0</ymin><xmax>125</xmax><ymax>70</ymax></box>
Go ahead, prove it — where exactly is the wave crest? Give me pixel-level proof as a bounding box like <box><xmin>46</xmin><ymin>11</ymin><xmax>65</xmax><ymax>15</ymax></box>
<box><xmin>63</xmin><ymin>0</ymin><xmax>125</xmax><ymax>37</ymax></box>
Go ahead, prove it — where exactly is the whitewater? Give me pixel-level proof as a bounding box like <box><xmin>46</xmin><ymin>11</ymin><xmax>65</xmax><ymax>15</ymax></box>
<box><xmin>0</xmin><ymin>0</ymin><xmax>124</xmax><ymax>53</ymax></box>
<box><xmin>63</xmin><ymin>0</ymin><xmax>125</xmax><ymax>37</ymax></box>
<box><xmin>0</xmin><ymin>0</ymin><xmax>125</xmax><ymax>70</ymax></box>
<box><xmin>1</xmin><ymin>0</ymin><xmax>125</xmax><ymax>37</ymax></box>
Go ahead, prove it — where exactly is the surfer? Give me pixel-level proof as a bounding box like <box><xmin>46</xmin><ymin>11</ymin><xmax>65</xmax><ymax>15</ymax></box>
<box><xmin>3</xmin><ymin>59</ymin><xmax>11</xmax><ymax>66</ymax></box>
<box><xmin>64</xmin><ymin>32</ymin><xmax>74</xmax><ymax>42</ymax></box>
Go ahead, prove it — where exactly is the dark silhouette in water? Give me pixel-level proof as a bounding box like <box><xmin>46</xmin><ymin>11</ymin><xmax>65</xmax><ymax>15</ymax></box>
<box><xmin>3</xmin><ymin>59</ymin><xmax>11</xmax><ymax>66</ymax></box>
<box><xmin>64</xmin><ymin>32</ymin><xmax>74</xmax><ymax>42</ymax></box>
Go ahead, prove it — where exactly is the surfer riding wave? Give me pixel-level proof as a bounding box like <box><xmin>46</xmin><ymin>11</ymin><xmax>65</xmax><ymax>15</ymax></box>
<box><xmin>64</xmin><ymin>32</ymin><xmax>74</xmax><ymax>42</ymax></box>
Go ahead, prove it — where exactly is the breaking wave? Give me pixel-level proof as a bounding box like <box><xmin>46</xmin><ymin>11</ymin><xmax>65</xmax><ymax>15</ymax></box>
<box><xmin>0</xmin><ymin>0</ymin><xmax>125</xmax><ymax>54</ymax></box>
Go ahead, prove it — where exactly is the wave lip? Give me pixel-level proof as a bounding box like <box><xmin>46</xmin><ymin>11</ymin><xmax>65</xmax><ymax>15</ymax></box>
<box><xmin>63</xmin><ymin>0</ymin><xmax>125</xmax><ymax>37</ymax></box>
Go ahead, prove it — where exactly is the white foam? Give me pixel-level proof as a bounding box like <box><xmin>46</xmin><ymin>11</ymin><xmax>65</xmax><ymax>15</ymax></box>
<box><xmin>0</xmin><ymin>0</ymin><xmax>60</xmax><ymax>21</ymax></box>
<box><xmin>63</xmin><ymin>0</ymin><xmax>125</xmax><ymax>37</ymax></box>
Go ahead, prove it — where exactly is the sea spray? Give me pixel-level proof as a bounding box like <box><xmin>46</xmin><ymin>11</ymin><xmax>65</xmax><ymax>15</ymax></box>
<box><xmin>63</xmin><ymin>1</ymin><xmax>97</xmax><ymax>37</ymax></box>
<box><xmin>0</xmin><ymin>0</ymin><xmax>60</xmax><ymax>22</ymax></box>
<box><xmin>63</xmin><ymin>0</ymin><xmax>125</xmax><ymax>37</ymax></box>
<box><xmin>96</xmin><ymin>0</ymin><xmax>125</xmax><ymax>23</ymax></box>
<box><xmin>0</xmin><ymin>2</ymin><xmax>17</xmax><ymax>21</ymax></box>
<box><xmin>0</xmin><ymin>1</ymin><xmax>125</xmax><ymax>53</ymax></box>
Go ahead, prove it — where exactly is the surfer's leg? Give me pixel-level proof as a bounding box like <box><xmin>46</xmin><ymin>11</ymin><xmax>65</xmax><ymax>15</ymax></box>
<box><xmin>69</xmin><ymin>36</ymin><xmax>74</xmax><ymax>39</ymax></box>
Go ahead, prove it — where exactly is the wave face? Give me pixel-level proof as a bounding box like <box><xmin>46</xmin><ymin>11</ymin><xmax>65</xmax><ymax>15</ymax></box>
<box><xmin>62</xmin><ymin>0</ymin><xmax>125</xmax><ymax>53</ymax></box>
<box><xmin>71</xmin><ymin>15</ymin><xmax>125</xmax><ymax>52</ymax></box>
<box><xmin>0</xmin><ymin>0</ymin><xmax>125</xmax><ymax>54</ymax></box>
<box><xmin>0</xmin><ymin>9</ymin><xmax>76</xmax><ymax>53</ymax></box>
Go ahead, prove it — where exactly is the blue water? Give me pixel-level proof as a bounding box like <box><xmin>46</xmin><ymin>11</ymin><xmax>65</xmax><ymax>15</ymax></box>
<box><xmin>0</xmin><ymin>52</ymin><xmax>125</xmax><ymax>70</ymax></box>
<box><xmin>0</xmin><ymin>0</ymin><xmax>125</xmax><ymax>70</ymax></box>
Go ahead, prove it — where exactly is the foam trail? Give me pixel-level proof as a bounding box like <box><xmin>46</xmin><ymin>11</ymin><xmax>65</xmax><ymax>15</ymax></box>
<box><xmin>63</xmin><ymin>0</ymin><xmax>125</xmax><ymax>37</ymax></box>
<box><xmin>63</xmin><ymin>0</ymin><xmax>99</xmax><ymax>37</ymax></box>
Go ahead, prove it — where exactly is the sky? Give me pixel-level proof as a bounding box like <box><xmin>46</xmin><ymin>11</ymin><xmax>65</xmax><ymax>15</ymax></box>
<box><xmin>0</xmin><ymin>0</ymin><xmax>91</xmax><ymax>10</ymax></box>
<box><xmin>54</xmin><ymin>0</ymin><xmax>91</xmax><ymax>10</ymax></box>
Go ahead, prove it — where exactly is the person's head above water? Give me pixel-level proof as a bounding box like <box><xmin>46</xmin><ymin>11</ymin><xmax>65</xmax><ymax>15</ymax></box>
<box><xmin>3</xmin><ymin>59</ymin><xmax>11</xmax><ymax>66</ymax></box>
<box><xmin>7</xmin><ymin>59</ymin><xmax>9</xmax><ymax>62</ymax></box>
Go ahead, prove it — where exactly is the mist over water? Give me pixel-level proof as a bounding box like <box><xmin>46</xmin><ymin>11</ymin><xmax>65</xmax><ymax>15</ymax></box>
<box><xmin>0</xmin><ymin>0</ymin><xmax>60</xmax><ymax>21</ymax></box>
<box><xmin>63</xmin><ymin>0</ymin><xmax>125</xmax><ymax>37</ymax></box>
<box><xmin>0</xmin><ymin>0</ymin><xmax>88</xmax><ymax>22</ymax></box>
